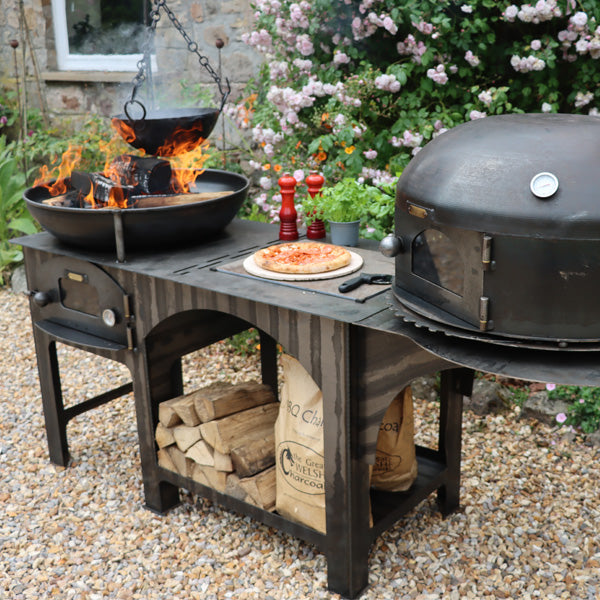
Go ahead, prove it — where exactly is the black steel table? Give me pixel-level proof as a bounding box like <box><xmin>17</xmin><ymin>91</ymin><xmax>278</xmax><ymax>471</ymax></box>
<box><xmin>16</xmin><ymin>220</ymin><xmax>600</xmax><ymax>598</ymax></box>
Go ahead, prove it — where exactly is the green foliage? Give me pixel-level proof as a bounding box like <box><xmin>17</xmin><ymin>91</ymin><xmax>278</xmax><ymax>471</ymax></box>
<box><xmin>549</xmin><ymin>385</ymin><xmax>600</xmax><ymax>434</ymax></box>
<box><xmin>225</xmin><ymin>328</ymin><xmax>261</xmax><ymax>357</ymax></box>
<box><xmin>17</xmin><ymin>114</ymin><xmax>129</xmax><ymax>185</ymax></box>
<box><xmin>302</xmin><ymin>177</ymin><xmax>395</xmax><ymax>239</ymax></box>
<box><xmin>0</xmin><ymin>137</ymin><xmax>38</xmax><ymax>283</ymax></box>
<box><xmin>303</xmin><ymin>177</ymin><xmax>369</xmax><ymax>223</ymax></box>
<box><xmin>510</xmin><ymin>386</ymin><xmax>530</xmax><ymax>408</ymax></box>
<box><xmin>234</xmin><ymin>0</ymin><xmax>600</xmax><ymax>233</ymax></box>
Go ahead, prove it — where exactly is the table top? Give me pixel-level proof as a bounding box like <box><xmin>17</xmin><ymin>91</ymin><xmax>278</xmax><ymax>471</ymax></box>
<box><xmin>15</xmin><ymin>220</ymin><xmax>392</xmax><ymax>324</ymax></box>
<box><xmin>16</xmin><ymin>220</ymin><xmax>600</xmax><ymax>386</ymax></box>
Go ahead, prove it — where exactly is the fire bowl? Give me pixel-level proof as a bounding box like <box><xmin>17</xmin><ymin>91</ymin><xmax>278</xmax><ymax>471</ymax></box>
<box><xmin>24</xmin><ymin>169</ymin><xmax>249</xmax><ymax>251</ymax></box>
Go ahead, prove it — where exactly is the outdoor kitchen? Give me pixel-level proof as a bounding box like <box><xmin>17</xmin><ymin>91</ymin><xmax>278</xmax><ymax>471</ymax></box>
<box><xmin>2</xmin><ymin>1</ymin><xmax>600</xmax><ymax>599</ymax></box>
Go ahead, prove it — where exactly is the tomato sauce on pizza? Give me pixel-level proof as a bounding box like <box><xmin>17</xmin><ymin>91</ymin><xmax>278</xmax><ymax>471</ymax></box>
<box><xmin>253</xmin><ymin>242</ymin><xmax>351</xmax><ymax>274</ymax></box>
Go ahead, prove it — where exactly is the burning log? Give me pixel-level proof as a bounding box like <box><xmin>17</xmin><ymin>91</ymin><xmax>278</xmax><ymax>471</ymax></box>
<box><xmin>155</xmin><ymin>381</ymin><xmax>277</xmax><ymax>507</ymax></box>
<box><xmin>109</xmin><ymin>154</ymin><xmax>172</xmax><ymax>194</ymax></box>
<box><xmin>70</xmin><ymin>171</ymin><xmax>136</xmax><ymax>206</ymax></box>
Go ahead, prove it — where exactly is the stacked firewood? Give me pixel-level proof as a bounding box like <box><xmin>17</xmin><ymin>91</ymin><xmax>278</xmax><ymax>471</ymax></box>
<box><xmin>156</xmin><ymin>381</ymin><xmax>278</xmax><ymax>511</ymax></box>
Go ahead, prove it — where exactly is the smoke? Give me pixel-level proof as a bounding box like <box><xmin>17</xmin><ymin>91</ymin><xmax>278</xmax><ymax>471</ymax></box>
<box><xmin>69</xmin><ymin>22</ymin><xmax>149</xmax><ymax>56</ymax></box>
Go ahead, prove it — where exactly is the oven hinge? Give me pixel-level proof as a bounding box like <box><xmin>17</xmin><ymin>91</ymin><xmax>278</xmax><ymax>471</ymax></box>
<box><xmin>123</xmin><ymin>294</ymin><xmax>136</xmax><ymax>350</ymax></box>
<box><xmin>482</xmin><ymin>234</ymin><xmax>494</xmax><ymax>271</ymax></box>
<box><xmin>479</xmin><ymin>296</ymin><xmax>494</xmax><ymax>331</ymax></box>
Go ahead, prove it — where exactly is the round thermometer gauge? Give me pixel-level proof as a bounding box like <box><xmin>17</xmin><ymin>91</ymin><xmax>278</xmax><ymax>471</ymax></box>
<box><xmin>530</xmin><ymin>172</ymin><xmax>559</xmax><ymax>199</ymax></box>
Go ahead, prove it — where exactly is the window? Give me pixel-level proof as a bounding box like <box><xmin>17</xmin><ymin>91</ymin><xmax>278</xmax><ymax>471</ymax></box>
<box><xmin>51</xmin><ymin>0</ymin><xmax>151</xmax><ymax>71</ymax></box>
<box><xmin>412</xmin><ymin>229</ymin><xmax>464</xmax><ymax>296</ymax></box>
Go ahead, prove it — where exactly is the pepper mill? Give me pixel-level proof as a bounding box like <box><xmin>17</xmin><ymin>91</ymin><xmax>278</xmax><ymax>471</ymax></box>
<box><xmin>305</xmin><ymin>171</ymin><xmax>326</xmax><ymax>240</ymax></box>
<box><xmin>278</xmin><ymin>173</ymin><xmax>299</xmax><ymax>240</ymax></box>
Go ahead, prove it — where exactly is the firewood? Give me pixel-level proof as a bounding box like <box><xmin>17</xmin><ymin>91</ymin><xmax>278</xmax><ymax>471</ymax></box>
<box><xmin>191</xmin><ymin>463</ymin><xmax>210</xmax><ymax>487</ymax></box>
<box><xmin>213</xmin><ymin>448</ymin><xmax>233</xmax><ymax>473</ymax></box>
<box><xmin>225</xmin><ymin>473</ymin><xmax>249</xmax><ymax>502</ymax></box>
<box><xmin>185</xmin><ymin>440</ymin><xmax>214</xmax><ymax>467</ymax></box>
<box><xmin>238</xmin><ymin>466</ymin><xmax>276</xmax><ymax>511</ymax></box>
<box><xmin>41</xmin><ymin>195</ymin><xmax>67</xmax><ymax>206</ymax></box>
<box><xmin>109</xmin><ymin>154</ymin><xmax>172</xmax><ymax>194</ymax></box>
<box><xmin>41</xmin><ymin>191</ymin><xmax>80</xmax><ymax>207</ymax></box>
<box><xmin>158</xmin><ymin>398</ymin><xmax>183</xmax><ymax>428</ymax></box>
<box><xmin>199</xmin><ymin>403</ymin><xmax>279</xmax><ymax>455</ymax></box>
<box><xmin>230</xmin><ymin>430</ymin><xmax>275</xmax><ymax>478</ymax></box>
<box><xmin>194</xmin><ymin>382</ymin><xmax>275</xmax><ymax>423</ymax></box>
<box><xmin>133</xmin><ymin>191</ymin><xmax>233</xmax><ymax>208</ymax></box>
<box><xmin>167</xmin><ymin>446</ymin><xmax>193</xmax><ymax>477</ymax></box>
<box><xmin>170</xmin><ymin>394</ymin><xmax>201</xmax><ymax>426</ymax></box>
<box><xmin>195</xmin><ymin>465</ymin><xmax>227</xmax><ymax>492</ymax></box>
<box><xmin>155</xmin><ymin>422</ymin><xmax>175</xmax><ymax>449</ymax></box>
<box><xmin>157</xmin><ymin>448</ymin><xmax>177</xmax><ymax>472</ymax></box>
<box><xmin>173</xmin><ymin>424</ymin><xmax>203</xmax><ymax>452</ymax></box>
<box><xmin>71</xmin><ymin>170</ymin><xmax>136</xmax><ymax>204</ymax></box>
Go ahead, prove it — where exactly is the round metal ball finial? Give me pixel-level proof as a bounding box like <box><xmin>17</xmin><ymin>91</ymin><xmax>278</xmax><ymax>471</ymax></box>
<box><xmin>379</xmin><ymin>234</ymin><xmax>404</xmax><ymax>257</ymax></box>
<box><xmin>215</xmin><ymin>38</ymin><xmax>224</xmax><ymax>49</ymax></box>
<box><xmin>9</xmin><ymin>39</ymin><xmax>19</xmax><ymax>48</ymax></box>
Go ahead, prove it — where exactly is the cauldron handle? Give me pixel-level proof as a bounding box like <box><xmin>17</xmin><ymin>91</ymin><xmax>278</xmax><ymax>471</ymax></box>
<box><xmin>123</xmin><ymin>99</ymin><xmax>147</xmax><ymax>123</ymax></box>
<box><xmin>218</xmin><ymin>83</ymin><xmax>230</xmax><ymax>113</ymax></box>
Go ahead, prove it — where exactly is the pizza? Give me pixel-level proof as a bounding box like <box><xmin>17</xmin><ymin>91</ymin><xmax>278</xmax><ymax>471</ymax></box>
<box><xmin>253</xmin><ymin>241</ymin><xmax>352</xmax><ymax>274</ymax></box>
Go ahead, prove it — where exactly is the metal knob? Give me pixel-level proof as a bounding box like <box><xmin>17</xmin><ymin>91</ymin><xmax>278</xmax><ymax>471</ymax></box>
<box><xmin>32</xmin><ymin>291</ymin><xmax>52</xmax><ymax>307</ymax></box>
<box><xmin>379</xmin><ymin>234</ymin><xmax>404</xmax><ymax>257</ymax></box>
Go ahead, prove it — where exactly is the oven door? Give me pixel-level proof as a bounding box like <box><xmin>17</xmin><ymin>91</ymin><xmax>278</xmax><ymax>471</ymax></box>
<box><xmin>27</xmin><ymin>256</ymin><xmax>133</xmax><ymax>350</ymax></box>
<box><xmin>393</xmin><ymin>217</ymin><xmax>488</xmax><ymax>331</ymax></box>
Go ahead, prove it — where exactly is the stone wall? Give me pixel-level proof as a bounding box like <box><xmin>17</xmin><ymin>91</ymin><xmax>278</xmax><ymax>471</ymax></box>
<box><xmin>0</xmin><ymin>0</ymin><xmax>262</xmax><ymax>124</ymax></box>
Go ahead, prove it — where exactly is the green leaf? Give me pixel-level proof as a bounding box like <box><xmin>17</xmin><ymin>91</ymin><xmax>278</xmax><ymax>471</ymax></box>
<box><xmin>9</xmin><ymin>217</ymin><xmax>38</xmax><ymax>235</ymax></box>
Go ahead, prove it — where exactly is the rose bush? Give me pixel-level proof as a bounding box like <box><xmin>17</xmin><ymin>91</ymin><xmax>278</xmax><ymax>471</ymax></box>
<box><xmin>229</xmin><ymin>0</ymin><xmax>599</xmax><ymax>236</ymax></box>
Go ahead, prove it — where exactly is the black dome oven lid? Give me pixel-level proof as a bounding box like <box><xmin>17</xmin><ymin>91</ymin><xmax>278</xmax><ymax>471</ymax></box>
<box><xmin>396</xmin><ymin>113</ymin><xmax>600</xmax><ymax>240</ymax></box>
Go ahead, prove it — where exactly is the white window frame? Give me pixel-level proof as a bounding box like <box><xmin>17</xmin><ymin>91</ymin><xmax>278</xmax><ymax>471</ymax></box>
<box><xmin>51</xmin><ymin>0</ymin><xmax>154</xmax><ymax>72</ymax></box>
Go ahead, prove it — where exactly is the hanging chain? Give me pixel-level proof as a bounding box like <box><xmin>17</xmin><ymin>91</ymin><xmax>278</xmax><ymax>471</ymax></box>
<box><xmin>125</xmin><ymin>0</ymin><xmax>230</xmax><ymax>120</ymax></box>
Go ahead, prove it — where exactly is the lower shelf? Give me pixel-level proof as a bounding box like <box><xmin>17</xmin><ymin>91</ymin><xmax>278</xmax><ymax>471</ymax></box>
<box><xmin>156</xmin><ymin>447</ymin><xmax>449</xmax><ymax>550</ymax></box>
<box><xmin>370</xmin><ymin>452</ymin><xmax>448</xmax><ymax>540</ymax></box>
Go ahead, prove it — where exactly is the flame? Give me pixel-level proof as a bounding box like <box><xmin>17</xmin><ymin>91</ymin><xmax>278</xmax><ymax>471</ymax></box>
<box><xmin>168</xmin><ymin>138</ymin><xmax>211</xmax><ymax>194</ymax></box>
<box><xmin>110</xmin><ymin>118</ymin><xmax>137</xmax><ymax>147</ymax></box>
<box><xmin>35</xmin><ymin>119</ymin><xmax>213</xmax><ymax>208</ymax></box>
<box><xmin>99</xmin><ymin>143</ymin><xmax>131</xmax><ymax>208</ymax></box>
<box><xmin>33</xmin><ymin>144</ymin><xmax>83</xmax><ymax>195</ymax></box>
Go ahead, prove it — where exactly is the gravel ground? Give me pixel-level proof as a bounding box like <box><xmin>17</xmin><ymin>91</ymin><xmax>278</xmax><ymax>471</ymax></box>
<box><xmin>1</xmin><ymin>286</ymin><xmax>600</xmax><ymax>600</ymax></box>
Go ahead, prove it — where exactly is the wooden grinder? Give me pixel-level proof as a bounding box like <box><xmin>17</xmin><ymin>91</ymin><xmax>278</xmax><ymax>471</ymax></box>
<box><xmin>305</xmin><ymin>171</ymin><xmax>326</xmax><ymax>240</ymax></box>
<box><xmin>278</xmin><ymin>173</ymin><xmax>299</xmax><ymax>240</ymax></box>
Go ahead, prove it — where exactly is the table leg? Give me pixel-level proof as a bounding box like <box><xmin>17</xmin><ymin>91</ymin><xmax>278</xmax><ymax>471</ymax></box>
<box><xmin>133</xmin><ymin>349</ymin><xmax>181</xmax><ymax>514</ymax></box>
<box><xmin>437</xmin><ymin>368</ymin><xmax>473</xmax><ymax>515</ymax></box>
<box><xmin>319</xmin><ymin>320</ymin><xmax>371</xmax><ymax>599</ymax></box>
<box><xmin>258</xmin><ymin>329</ymin><xmax>278</xmax><ymax>399</ymax></box>
<box><xmin>32</xmin><ymin>328</ymin><xmax>70</xmax><ymax>467</ymax></box>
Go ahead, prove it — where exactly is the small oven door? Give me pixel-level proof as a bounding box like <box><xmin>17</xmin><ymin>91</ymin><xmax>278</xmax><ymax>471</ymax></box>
<box><xmin>393</xmin><ymin>217</ymin><xmax>488</xmax><ymax>331</ymax></box>
<box><xmin>26</xmin><ymin>255</ymin><xmax>133</xmax><ymax>349</ymax></box>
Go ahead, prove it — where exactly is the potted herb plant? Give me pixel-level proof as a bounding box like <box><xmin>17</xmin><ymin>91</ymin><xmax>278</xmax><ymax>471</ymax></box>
<box><xmin>303</xmin><ymin>178</ymin><xmax>370</xmax><ymax>246</ymax></box>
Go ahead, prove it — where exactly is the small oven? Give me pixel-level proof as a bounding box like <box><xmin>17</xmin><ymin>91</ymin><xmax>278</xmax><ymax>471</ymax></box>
<box><xmin>28</xmin><ymin>255</ymin><xmax>135</xmax><ymax>350</ymax></box>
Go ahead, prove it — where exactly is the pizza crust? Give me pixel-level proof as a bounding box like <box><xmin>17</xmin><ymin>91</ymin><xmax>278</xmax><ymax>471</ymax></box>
<box><xmin>253</xmin><ymin>242</ymin><xmax>352</xmax><ymax>274</ymax></box>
